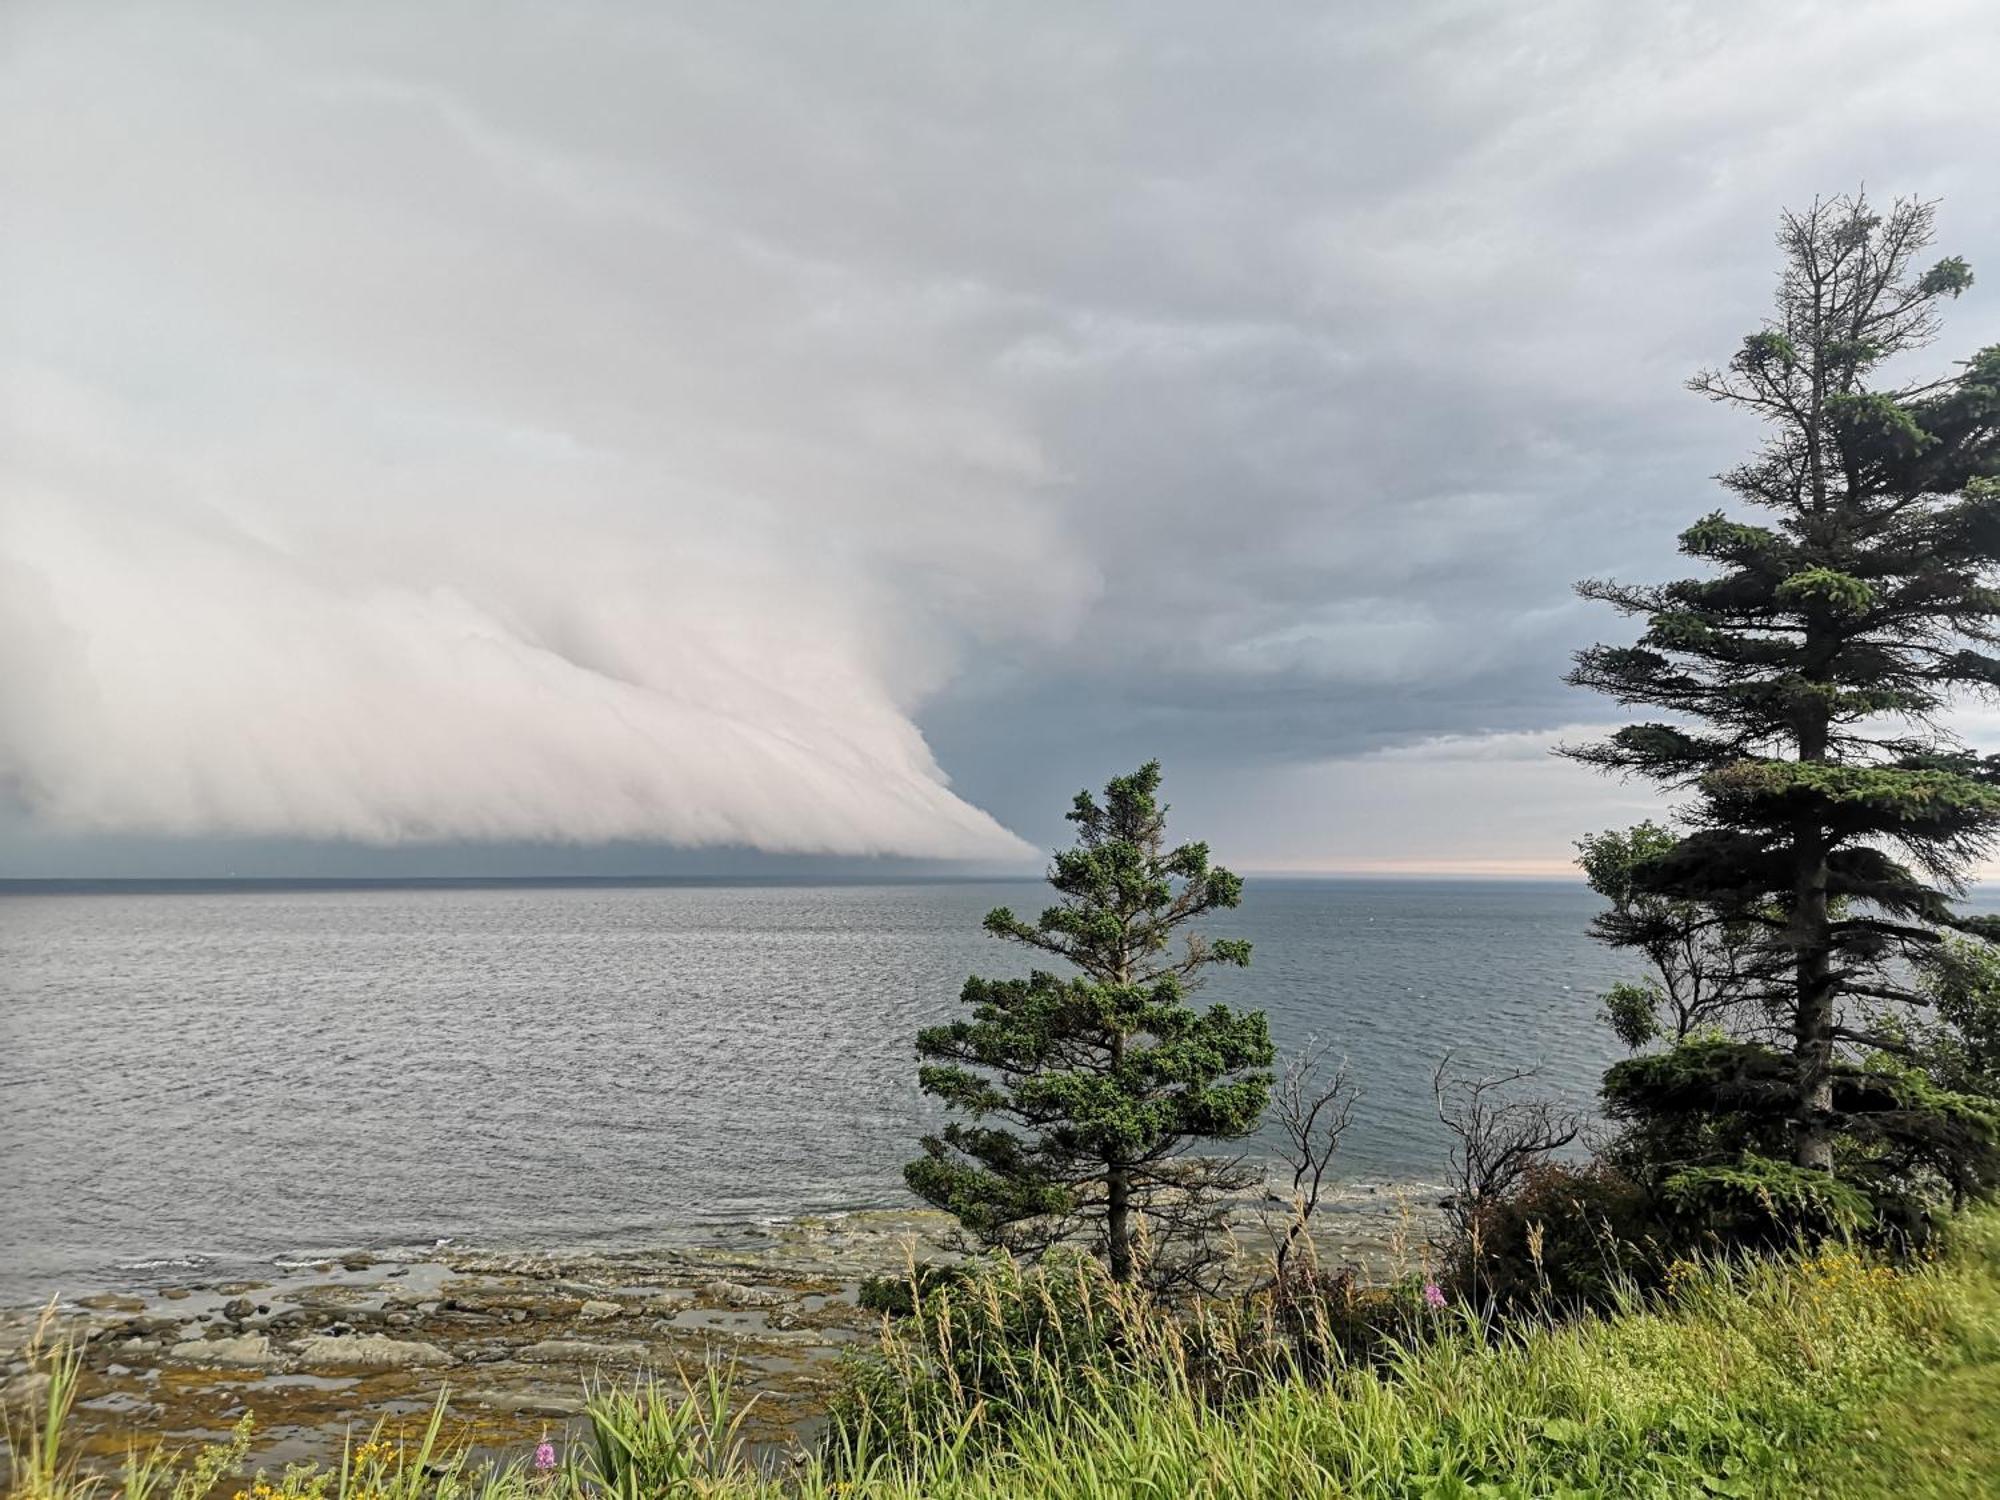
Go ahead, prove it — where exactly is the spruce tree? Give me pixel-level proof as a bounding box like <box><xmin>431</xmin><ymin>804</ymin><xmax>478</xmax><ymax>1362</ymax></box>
<box><xmin>904</xmin><ymin>761</ymin><xmax>1274</xmax><ymax>1288</ymax></box>
<box><xmin>1568</xmin><ymin>193</ymin><xmax>2000</xmax><ymax>1231</ymax></box>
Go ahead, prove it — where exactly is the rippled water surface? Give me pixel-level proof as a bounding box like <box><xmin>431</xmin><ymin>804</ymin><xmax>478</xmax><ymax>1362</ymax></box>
<box><xmin>4</xmin><ymin>878</ymin><xmax>1648</xmax><ymax>1302</ymax></box>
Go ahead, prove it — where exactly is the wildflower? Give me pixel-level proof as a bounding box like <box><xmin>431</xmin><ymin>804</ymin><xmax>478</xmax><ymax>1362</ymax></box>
<box><xmin>1422</xmin><ymin>1281</ymin><xmax>1446</xmax><ymax>1310</ymax></box>
<box><xmin>534</xmin><ymin>1440</ymin><xmax>557</xmax><ymax>1473</ymax></box>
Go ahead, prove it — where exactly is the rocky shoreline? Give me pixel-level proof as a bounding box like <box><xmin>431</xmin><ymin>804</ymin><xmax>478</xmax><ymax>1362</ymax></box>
<box><xmin>1</xmin><ymin>1193</ymin><xmax>1432</xmax><ymax>1472</ymax></box>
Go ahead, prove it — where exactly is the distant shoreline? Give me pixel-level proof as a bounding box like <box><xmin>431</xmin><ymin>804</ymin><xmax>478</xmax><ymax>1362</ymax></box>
<box><xmin>0</xmin><ymin>873</ymin><xmax>1596</xmax><ymax>894</ymax></box>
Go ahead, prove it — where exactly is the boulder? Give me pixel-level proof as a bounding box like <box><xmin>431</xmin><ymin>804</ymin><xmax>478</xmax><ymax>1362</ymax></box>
<box><xmin>221</xmin><ymin>1298</ymin><xmax>257</xmax><ymax>1323</ymax></box>
<box><xmin>293</xmin><ymin>1334</ymin><xmax>454</xmax><ymax>1370</ymax></box>
<box><xmin>166</xmin><ymin>1333</ymin><xmax>277</xmax><ymax>1368</ymax></box>
<box><xmin>577</xmin><ymin>1300</ymin><xmax>622</xmax><ymax>1320</ymax></box>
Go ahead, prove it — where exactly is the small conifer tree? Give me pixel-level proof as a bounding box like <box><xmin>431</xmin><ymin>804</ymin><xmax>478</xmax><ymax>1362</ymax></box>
<box><xmin>904</xmin><ymin>761</ymin><xmax>1274</xmax><ymax>1288</ymax></box>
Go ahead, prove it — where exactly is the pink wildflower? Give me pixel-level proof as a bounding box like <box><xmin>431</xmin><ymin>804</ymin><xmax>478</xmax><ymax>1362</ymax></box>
<box><xmin>534</xmin><ymin>1440</ymin><xmax>557</xmax><ymax>1472</ymax></box>
<box><xmin>1422</xmin><ymin>1281</ymin><xmax>1446</xmax><ymax>1310</ymax></box>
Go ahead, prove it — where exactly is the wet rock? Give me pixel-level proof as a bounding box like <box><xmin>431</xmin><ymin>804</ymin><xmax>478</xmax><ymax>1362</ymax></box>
<box><xmin>518</xmin><ymin>1339</ymin><xmax>648</xmax><ymax>1364</ymax></box>
<box><xmin>77</xmin><ymin>1293</ymin><xmax>145</xmax><ymax>1313</ymax></box>
<box><xmin>700</xmin><ymin>1280</ymin><xmax>788</xmax><ymax>1308</ymax></box>
<box><xmin>294</xmin><ymin>1334</ymin><xmax>455</xmax><ymax>1370</ymax></box>
<box><xmin>578</xmin><ymin>1299</ymin><xmax>622</xmax><ymax>1320</ymax></box>
<box><xmin>118</xmin><ymin>1315</ymin><xmax>187</xmax><ymax>1338</ymax></box>
<box><xmin>340</xmin><ymin>1253</ymin><xmax>375</xmax><ymax>1272</ymax></box>
<box><xmin>222</xmin><ymin>1297</ymin><xmax>257</xmax><ymax>1322</ymax></box>
<box><xmin>166</xmin><ymin>1333</ymin><xmax>277</xmax><ymax>1368</ymax></box>
<box><xmin>162</xmin><ymin>1289</ymin><xmax>191</xmax><ymax>1301</ymax></box>
<box><xmin>80</xmin><ymin>1390</ymin><xmax>161</xmax><ymax>1418</ymax></box>
<box><xmin>468</xmin><ymin>1390</ymin><xmax>584</xmax><ymax>1416</ymax></box>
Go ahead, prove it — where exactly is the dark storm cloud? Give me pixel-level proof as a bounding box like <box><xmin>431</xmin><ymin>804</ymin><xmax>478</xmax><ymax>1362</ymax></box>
<box><xmin>2</xmin><ymin>1</ymin><xmax>1997</xmax><ymax>871</ymax></box>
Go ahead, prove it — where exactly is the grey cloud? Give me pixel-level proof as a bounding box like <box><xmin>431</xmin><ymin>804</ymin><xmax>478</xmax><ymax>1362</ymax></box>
<box><xmin>3</xmin><ymin>1</ymin><xmax>1998</xmax><ymax>869</ymax></box>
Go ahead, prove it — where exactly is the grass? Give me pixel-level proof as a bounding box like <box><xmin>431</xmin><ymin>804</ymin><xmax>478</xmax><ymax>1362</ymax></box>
<box><xmin>8</xmin><ymin>1213</ymin><xmax>2000</xmax><ymax>1499</ymax></box>
<box><xmin>1812</xmin><ymin>1363</ymin><xmax>2000</xmax><ymax>1498</ymax></box>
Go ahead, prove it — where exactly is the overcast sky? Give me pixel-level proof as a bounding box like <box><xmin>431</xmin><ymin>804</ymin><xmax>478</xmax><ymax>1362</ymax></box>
<box><xmin>4</xmin><ymin>1</ymin><xmax>1999</xmax><ymax>879</ymax></box>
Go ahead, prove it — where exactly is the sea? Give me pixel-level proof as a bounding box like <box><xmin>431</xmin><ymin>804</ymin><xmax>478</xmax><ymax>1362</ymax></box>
<box><xmin>1</xmin><ymin>877</ymin><xmax>1688</xmax><ymax>1305</ymax></box>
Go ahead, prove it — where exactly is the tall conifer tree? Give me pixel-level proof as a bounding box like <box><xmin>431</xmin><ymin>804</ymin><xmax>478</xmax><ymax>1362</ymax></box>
<box><xmin>1569</xmin><ymin>193</ymin><xmax>2000</xmax><ymax>1225</ymax></box>
<box><xmin>905</xmin><ymin>762</ymin><xmax>1273</xmax><ymax>1287</ymax></box>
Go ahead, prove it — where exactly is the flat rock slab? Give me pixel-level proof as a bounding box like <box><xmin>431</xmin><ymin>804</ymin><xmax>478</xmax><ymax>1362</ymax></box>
<box><xmin>517</xmin><ymin>1339</ymin><xmax>650</xmax><ymax>1364</ymax></box>
<box><xmin>700</xmin><ymin>1280</ymin><xmax>789</xmax><ymax>1308</ymax></box>
<box><xmin>294</xmin><ymin>1334</ymin><xmax>455</xmax><ymax>1369</ymax></box>
<box><xmin>166</xmin><ymin>1333</ymin><xmax>277</xmax><ymax>1368</ymax></box>
<box><xmin>466</xmin><ymin>1390</ymin><xmax>586</xmax><ymax>1416</ymax></box>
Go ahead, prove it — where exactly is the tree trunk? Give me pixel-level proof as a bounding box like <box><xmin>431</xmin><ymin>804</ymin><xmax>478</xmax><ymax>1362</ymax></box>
<box><xmin>1793</xmin><ymin>827</ymin><xmax>1835</xmax><ymax>1172</ymax></box>
<box><xmin>1106</xmin><ymin>1163</ymin><xmax>1133</xmax><ymax>1282</ymax></box>
<box><xmin>1105</xmin><ymin>942</ymin><xmax>1135</xmax><ymax>1282</ymax></box>
<box><xmin>1793</xmin><ymin>679</ymin><xmax>1835</xmax><ymax>1172</ymax></box>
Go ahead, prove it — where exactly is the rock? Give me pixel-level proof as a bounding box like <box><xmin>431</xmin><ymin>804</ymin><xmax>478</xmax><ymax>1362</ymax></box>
<box><xmin>3</xmin><ymin>1371</ymin><xmax>52</xmax><ymax>1409</ymax></box>
<box><xmin>162</xmin><ymin>1289</ymin><xmax>191</xmax><ymax>1301</ymax></box>
<box><xmin>577</xmin><ymin>1299</ymin><xmax>622</xmax><ymax>1320</ymax></box>
<box><xmin>166</xmin><ymin>1333</ymin><xmax>277</xmax><ymax>1368</ymax></box>
<box><xmin>77</xmin><ymin>1293</ymin><xmax>144</xmax><ymax>1313</ymax></box>
<box><xmin>221</xmin><ymin>1298</ymin><xmax>257</xmax><ymax>1322</ymax></box>
<box><xmin>509</xmin><ymin>1309</ymin><xmax>529</xmax><ymax>1324</ymax></box>
<box><xmin>700</xmin><ymin>1280</ymin><xmax>788</xmax><ymax>1308</ymax></box>
<box><xmin>385</xmin><ymin>1312</ymin><xmax>414</xmax><ymax>1329</ymax></box>
<box><xmin>517</xmin><ymin>1339</ymin><xmax>648</xmax><ymax>1364</ymax></box>
<box><xmin>115</xmin><ymin>1315</ymin><xmax>185</xmax><ymax>1338</ymax></box>
<box><xmin>339</xmin><ymin>1253</ymin><xmax>374</xmax><ymax>1272</ymax></box>
<box><xmin>294</xmin><ymin>1334</ymin><xmax>455</xmax><ymax>1370</ymax></box>
<box><xmin>467</xmin><ymin>1346</ymin><xmax>511</xmax><ymax>1364</ymax></box>
<box><xmin>468</xmin><ymin>1390</ymin><xmax>583</xmax><ymax>1416</ymax></box>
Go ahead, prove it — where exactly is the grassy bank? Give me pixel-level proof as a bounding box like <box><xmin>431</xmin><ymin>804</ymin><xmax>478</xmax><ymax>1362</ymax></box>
<box><xmin>10</xmin><ymin>1213</ymin><xmax>2000</xmax><ymax>1499</ymax></box>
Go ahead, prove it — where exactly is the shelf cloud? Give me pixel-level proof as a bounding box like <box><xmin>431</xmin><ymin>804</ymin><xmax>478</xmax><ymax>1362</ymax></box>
<box><xmin>3</xmin><ymin>2</ymin><xmax>1998</xmax><ymax>869</ymax></box>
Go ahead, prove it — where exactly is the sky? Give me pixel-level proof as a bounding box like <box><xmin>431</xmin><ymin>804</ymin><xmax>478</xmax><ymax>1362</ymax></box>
<box><xmin>4</xmin><ymin>1</ymin><xmax>1999</xmax><ymax>880</ymax></box>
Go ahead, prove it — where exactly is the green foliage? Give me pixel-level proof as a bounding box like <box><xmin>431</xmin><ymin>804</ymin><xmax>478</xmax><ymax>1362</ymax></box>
<box><xmin>1567</xmin><ymin>190</ymin><xmax>2000</xmax><ymax>1221</ymax></box>
<box><xmin>578</xmin><ymin>1370</ymin><xmax>754</xmax><ymax>1498</ymax></box>
<box><xmin>1443</xmin><ymin>1160</ymin><xmax>1666</xmax><ymax>1316</ymax></box>
<box><xmin>1911</xmin><ymin>937</ymin><xmax>2000</xmax><ymax>1101</ymax></box>
<box><xmin>1575</xmin><ymin>822</ymin><xmax>1771</xmax><ymax>1049</ymax></box>
<box><xmin>1660</xmin><ymin>1155</ymin><xmax>1878</xmax><ymax>1244</ymax></box>
<box><xmin>1600</xmin><ymin>1036</ymin><xmax>2000</xmax><ymax>1246</ymax></box>
<box><xmin>904</xmin><ymin>761</ymin><xmax>1273</xmax><ymax>1289</ymax></box>
<box><xmin>855</xmin><ymin>1261</ymin><xmax>965</xmax><ymax>1318</ymax></box>
<box><xmin>23</xmin><ymin>1212</ymin><xmax>2000</xmax><ymax>1499</ymax></box>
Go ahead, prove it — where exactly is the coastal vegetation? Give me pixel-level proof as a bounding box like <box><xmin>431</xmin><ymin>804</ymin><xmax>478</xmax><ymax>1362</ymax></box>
<box><xmin>9</xmin><ymin>1209</ymin><xmax>2000</xmax><ymax>1497</ymax></box>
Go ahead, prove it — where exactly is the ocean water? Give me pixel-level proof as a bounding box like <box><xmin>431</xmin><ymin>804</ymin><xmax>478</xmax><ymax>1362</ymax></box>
<box><xmin>1</xmin><ymin>878</ymin><xmax>1641</xmax><ymax>1304</ymax></box>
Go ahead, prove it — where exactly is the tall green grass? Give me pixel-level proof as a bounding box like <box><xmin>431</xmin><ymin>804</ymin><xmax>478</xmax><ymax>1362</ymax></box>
<box><xmin>10</xmin><ymin>1213</ymin><xmax>2000</xmax><ymax>1499</ymax></box>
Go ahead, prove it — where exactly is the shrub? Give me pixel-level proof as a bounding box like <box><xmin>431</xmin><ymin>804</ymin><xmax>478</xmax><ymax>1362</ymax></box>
<box><xmin>1445</xmin><ymin>1160</ymin><xmax>1665</xmax><ymax>1315</ymax></box>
